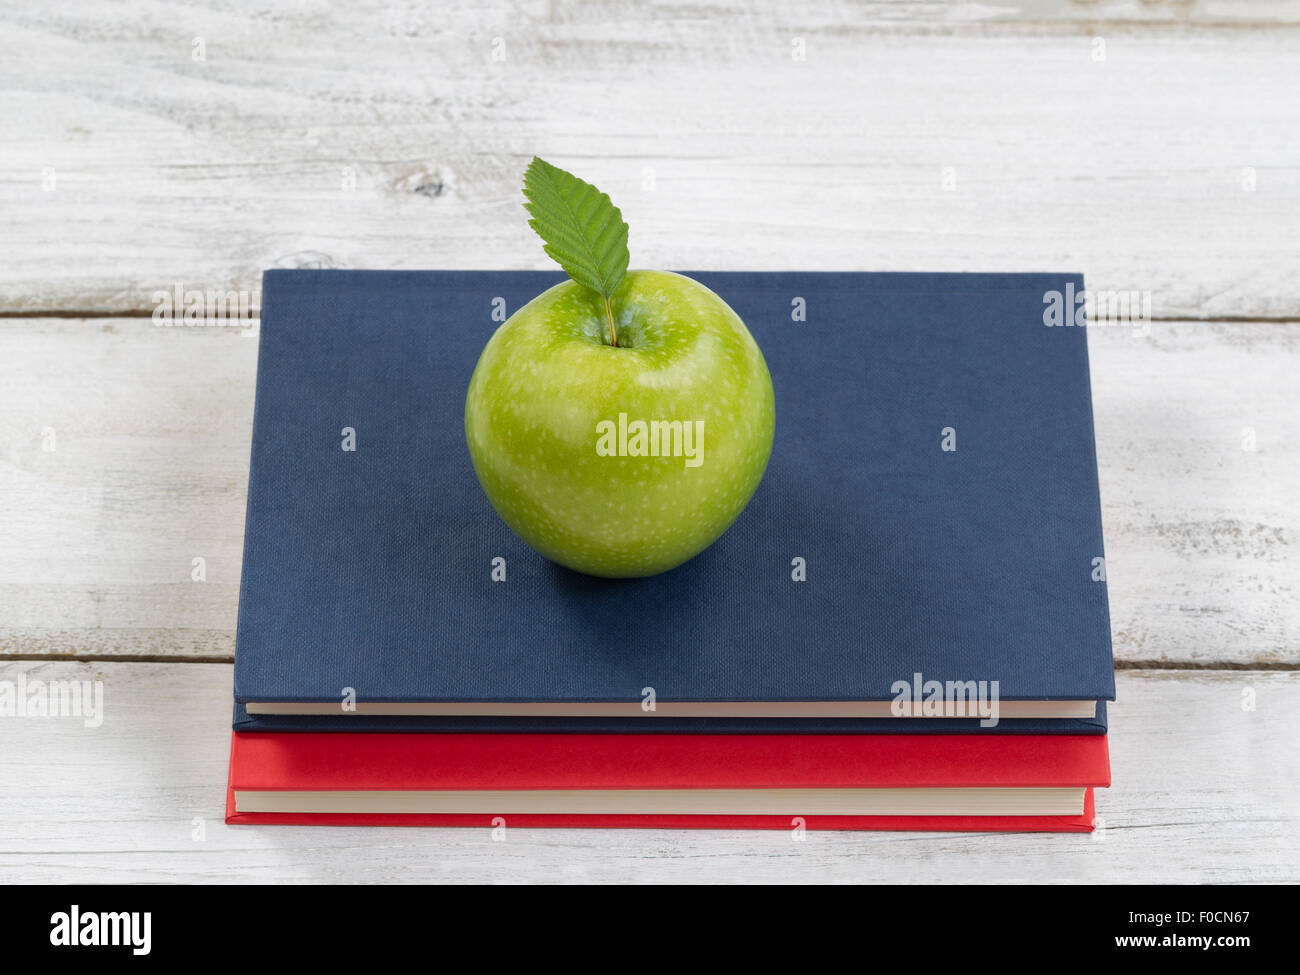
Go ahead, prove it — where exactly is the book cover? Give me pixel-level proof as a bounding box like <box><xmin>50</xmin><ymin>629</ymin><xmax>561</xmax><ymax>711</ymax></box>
<box><xmin>226</xmin><ymin>731</ymin><xmax>1108</xmax><ymax>832</ymax></box>
<box><xmin>233</xmin><ymin>701</ymin><xmax>1107</xmax><ymax>735</ymax></box>
<box><xmin>234</xmin><ymin>270</ymin><xmax>1114</xmax><ymax>729</ymax></box>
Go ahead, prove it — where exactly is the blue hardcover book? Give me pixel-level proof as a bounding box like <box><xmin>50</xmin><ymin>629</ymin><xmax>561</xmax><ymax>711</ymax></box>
<box><xmin>233</xmin><ymin>270</ymin><xmax>1114</xmax><ymax>734</ymax></box>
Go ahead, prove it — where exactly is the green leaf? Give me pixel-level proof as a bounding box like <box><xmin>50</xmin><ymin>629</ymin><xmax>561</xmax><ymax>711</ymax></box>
<box><xmin>522</xmin><ymin>157</ymin><xmax>630</xmax><ymax>303</ymax></box>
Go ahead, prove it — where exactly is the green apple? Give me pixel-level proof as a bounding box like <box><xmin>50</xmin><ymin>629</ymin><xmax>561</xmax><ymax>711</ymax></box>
<box><xmin>465</xmin><ymin>270</ymin><xmax>775</xmax><ymax>578</ymax></box>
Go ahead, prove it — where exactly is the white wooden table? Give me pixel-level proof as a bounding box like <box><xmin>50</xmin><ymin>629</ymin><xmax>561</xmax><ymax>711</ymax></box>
<box><xmin>2</xmin><ymin>1</ymin><xmax>1297</xmax><ymax>883</ymax></box>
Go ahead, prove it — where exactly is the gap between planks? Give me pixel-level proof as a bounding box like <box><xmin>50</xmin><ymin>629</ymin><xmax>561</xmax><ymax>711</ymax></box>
<box><xmin>6</xmin><ymin>310</ymin><xmax>1300</xmax><ymax>324</ymax></box>
<box><xmin>5</xmin><ymin>655</ymin><xmax>1300</xmax><ymax>673</ymax></box>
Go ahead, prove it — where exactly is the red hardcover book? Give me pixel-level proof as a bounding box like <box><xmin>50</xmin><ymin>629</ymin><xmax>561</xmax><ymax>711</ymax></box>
<box><xmin>226</xmin><ymin>732</ymin><xmax>1108</xmax><ymax>832</ymax></box>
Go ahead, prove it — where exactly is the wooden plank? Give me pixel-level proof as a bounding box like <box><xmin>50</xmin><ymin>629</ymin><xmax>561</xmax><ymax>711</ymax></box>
<box><xmin>2</xmin><ymin>317</ymin><xmax>1296</xmax><ymax>666</ymax></box>
<box><xmin>0</xmin><ymin>319</ymin><xmax>254</xmax><ymax>660</ymax></box>
<box><xmin>1091</xmin><ymin>322</ymin><xmax>1300</xmax><ymax>667</ymax></box>
<box><xmin>0</xmin><ymin>5</ymin><xmax>1297</xmax><ymax>318</ymax></box>
<box><xmin>0</xmin><ymin>662</ymin><xmax>1294</xmax><ymax>883</ymax></box>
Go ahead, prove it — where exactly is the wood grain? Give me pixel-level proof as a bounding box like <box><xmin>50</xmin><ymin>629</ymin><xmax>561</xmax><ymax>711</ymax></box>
<box><xmin>1093</xmin><ymin>322</ymin><xmax>1300</xmax><ymax>667</ymax></box>
<box><xmin>1</xmin><ymin>3</ymin><xmax>1297</xmax><ymax>317</ymax></box>
<box><xmin>0</xmin><ymin>662</ymin><xmax>1293</xmax><ymax>883</ymax></box>
<box><xmin>3</xmin><ymin>317</ymin><xmax>1295</xmax><ymax>666</ymax></box>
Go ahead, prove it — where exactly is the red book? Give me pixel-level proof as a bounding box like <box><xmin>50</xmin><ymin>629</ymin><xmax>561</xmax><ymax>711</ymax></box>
<box><xmin>227</xmin><ymin>732</ymin><xmax>1108</xmax><ymax>832</ymax></box>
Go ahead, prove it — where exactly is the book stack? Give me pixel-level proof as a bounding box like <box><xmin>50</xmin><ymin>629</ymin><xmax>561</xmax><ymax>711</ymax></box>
<box><xmin>226</xmin><ymin>270</ymin><xmax>1113</xmax><ymax>832</ymax></box>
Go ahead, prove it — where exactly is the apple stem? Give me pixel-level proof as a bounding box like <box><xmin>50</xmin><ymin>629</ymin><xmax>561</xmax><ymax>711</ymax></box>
<box><xmin>603</xmin><ymin>297</ymin><xmax>619</xmax><ymax>347</ymax></box>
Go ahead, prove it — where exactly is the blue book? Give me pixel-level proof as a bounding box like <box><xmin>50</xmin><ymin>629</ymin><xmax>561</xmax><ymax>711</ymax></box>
<box><xmin>234</xmin><ymin>270</ymin><xmax>1114</xmax><ymax>734</ymax></box>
